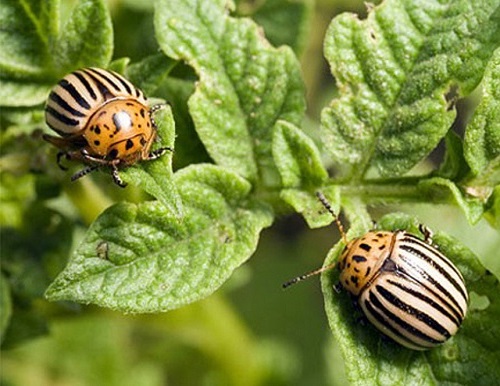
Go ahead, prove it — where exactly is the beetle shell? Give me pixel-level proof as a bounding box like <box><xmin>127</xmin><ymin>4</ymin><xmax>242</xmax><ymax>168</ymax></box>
<box><xmin>82</xmin><ymin>99</ymin><xmax>155</xmax><ymax>164</ymax></box>
<box><xmin>43</xmin><ymin>68</ymin><xmax>169</xmax><ymax>186</ymax></box>
<box><xmin>338</xmin><ymin>230</ymin><xmax>468</xmax><ymax>350</ymax></box>
<box><xmin>45</xmin><ymin>67</ymin><xmax>147</xmax><ymax>136</ymax></box>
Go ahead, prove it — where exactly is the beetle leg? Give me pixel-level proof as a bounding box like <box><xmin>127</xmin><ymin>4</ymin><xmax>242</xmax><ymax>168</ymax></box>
<box><xmin>79</xmin><ymin>150</ymin><xmax>113</xmax><ymax>165</ymax></box>
<box><xmin>419</xmin><ymin>224</ymin><xmax>434</xmax><ymax>244</ymax></box>
<box><xmin>71</xmin><ymin>165</ymin><xmax>99</xmax><ymax>182</ymax></box>
<box><xmin>150</xmin><ymin>103</ymin><xmax>167</xmax><ymax>115</ymax></box>
<box><xmin>149</xmin><ymin>103</ymin><xmax>168</xmax><ymax>130</ymax></box>
<box><xmin>147</xmin><ymin>147</ymin><xmax>173</xmax><ymax>160</ymax></box>
<box><xmin>56</xmin><ymin>152</ymin><xmax>69</xmax><ymax>171</ymax></box>
<box><xmin>110</xmin><ymin>164</ymin><xmax>127</xmax><ymax>187</ymax></box>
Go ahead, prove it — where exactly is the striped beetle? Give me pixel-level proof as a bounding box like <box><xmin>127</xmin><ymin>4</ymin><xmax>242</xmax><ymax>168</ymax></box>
<box><xmin>284</xmin><ymin>192</ymin><xmax>468</xmax><ymax>350</ymax></box>
<box><xmin>44</xmin><ymin>68</ymin><xmax>171</xmax><ymax>187</ymax></box>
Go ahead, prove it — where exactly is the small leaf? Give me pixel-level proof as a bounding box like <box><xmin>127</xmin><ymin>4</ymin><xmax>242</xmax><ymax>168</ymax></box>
<box><xmin>121</xmin><ymin>105</ymin><xmax>182</xmax><ymax>218</ymax></box>
<box><xmin>484</xmin><ymin>185</ymin><xmax>500</xmax><ymax>229</ymax></box>
<box><xmin>418</xmin><ymin>177</ymin><xmax>485</xmax><ymax>224</ymax></box>
<box><xmin>126</xmin><ymin>53</ymin><xmax>177</xmax><ymax>96</ymax></box>
<box><xmin>272</xmin><ymin>120</ymin><xmax>327</xmax><ymax>189</ymax></box>
<box><xmin>154</xmin><ymin>0</ymin><xmax>306</xmax><ymax>185</ymax></box>
<box><xmin>45</xmin><ymin>165</ymin><xmax>273</xmax><ymax>312</ymax></box>
<box><xmin>436</xmin><ymin>131</ymin><xmax>470</xmax><ymax>181</ymax></box>
<box><xmin>53</xmin><ymin>0</ymin><xmax>113</xmax><ymax>73</ymax></box>
<box><xmin>464</xmin><ymin>47</ymin><xmax>500</xmax><ymax>192</ymax></box>
<box><xmin>156</xmin><ymin>77</ymin><xmax>211</xmax><ymax>168</ymax></box>
<box><xmin>321</xmin><ymin>212</ymin><xmax>500</xmax><ymax>385</ymax></box>
<box><xmin>321</xmin><ymin>0</ymin><xmax>500</xmax><ymax>179</ymax></box>
<box><xmin>281</xmin><ymin>186</ymin><xmax>340</xmax><ymax>229</ymax></box>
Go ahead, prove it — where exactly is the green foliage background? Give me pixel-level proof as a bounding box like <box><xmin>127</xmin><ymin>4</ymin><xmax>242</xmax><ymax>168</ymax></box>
<box><xmin>1</xmin><ymin>0</ymin><xmax>500</xmax><ymax>385</ymax></box>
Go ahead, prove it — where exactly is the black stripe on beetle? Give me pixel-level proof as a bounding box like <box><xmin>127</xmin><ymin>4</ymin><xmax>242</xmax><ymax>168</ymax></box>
<box><xmin>397</xmin><ymin>248</ymin><xmax>467</xmax><ymax>317</ymax></box>
<box><xmin>59</xmin><ymin>79</ymin><xmax>91</xmax><ymax>110</ymax></box>
<box><xmin>83</xmin><ymin>68</ymin><xmax>113</xmax><ymax>99</ymax></box>
<box><xmin>396</xmin><ymin>263</ymin><xmax>465</xmax><ymax>323</ymax></box>
<box><xmin>92</xmin><ymin>68</ymin><xmax>123</xmax><ymax>93</ymax></box>
<box><xmin>364</xmin><ymin>290</ymin><xmax>442</xmax><ymax>348</ymax></box>
<box><xmin>375</xmin><ymin>285</ymin><xmax>452</xmax><ymax>338</ymax></box>
<box><xmin>112</xmin><ymin>72</ymin><xmax>134</xmax><ymax>95</ymax></box>
<box><xmin>387</xmin><ymin>279</ymin><xmax>462</xmax><ymax>327</ymax></box>
<box><xmin>402</xmin><ymin>235</ymin><xmax>466</xmax><ymax>289</ymax></box>
<box><xmin>45</xmin><ymin>105</ymin><xmax>80</xmax><ymax>127</ymax></box>
<box><xmin>49</xmin><ymin>91</ymin><xmax>87</xmax><ymax>117</ymax></box>
<box><xmin>74</xmin><ymin>71</ymin><xmax>97</xmax><ymax>100</ymax></box>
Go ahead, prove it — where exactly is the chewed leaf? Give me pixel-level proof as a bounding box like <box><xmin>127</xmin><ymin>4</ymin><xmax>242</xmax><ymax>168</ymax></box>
<box><xmin>321</xmin><ymin>0</ymin><xmax>500</xmax><ymax>179</ymax></box>
<box><xmin>45</xmin><ymin>164</ymin><xmax>273</xmax><ymax>313</ymax></box>
<box><xmin>464</xmin><ymin>47</ymin><xmax>500</xmax><ymax>194</ymax></box>
<box><xmin>154</xmin><ymin>0</ymin><xmax>305</xmax><ymax>185</ymax></box>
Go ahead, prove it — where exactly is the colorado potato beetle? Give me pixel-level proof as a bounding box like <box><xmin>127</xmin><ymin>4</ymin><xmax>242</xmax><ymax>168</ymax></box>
<box><xmin>43</xmin><ymin>67</ymin><xmax>171</xmax><ymax>187</ymax></box>
<box><xmin>284</xmin><ymin>192</ymin><xmax>468</xmax><ymax>351</ymax></box>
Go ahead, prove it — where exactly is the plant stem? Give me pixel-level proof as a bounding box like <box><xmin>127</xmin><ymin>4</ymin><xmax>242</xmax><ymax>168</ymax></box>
<box><xmin>63</xmin><ymin>179</ymin><xmax>113</xmax><ymax>226</ymax></box>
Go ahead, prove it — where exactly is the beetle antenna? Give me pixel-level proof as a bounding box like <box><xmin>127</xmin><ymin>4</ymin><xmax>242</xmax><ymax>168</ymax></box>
<box><xmin>315</xmin><ymin>191</ymin><xmax>348</xmax><ymax>245</ymax></box>
<box><xmin>282</xmin><ymin>262</ymin><xmax>337</xmax><ymax>289</ymax></box>
<box><xmin>282</xmin><ymin>192</ymin><xmax>347</xmax><ymax>289</ymax></box>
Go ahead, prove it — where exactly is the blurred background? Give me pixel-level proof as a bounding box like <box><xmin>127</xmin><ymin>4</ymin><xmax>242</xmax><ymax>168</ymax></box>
<box><xmin>1</xmin><ymin>0</ymin><xmax>499</xmax><ymax>385</ymax></box>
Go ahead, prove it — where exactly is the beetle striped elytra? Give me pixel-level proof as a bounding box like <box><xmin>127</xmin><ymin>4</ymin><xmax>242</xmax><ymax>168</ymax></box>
<box><xmin>284</xmin><ymin>192</ymin><xmax>468</xmax><ymax>350</ymax></box>
<box><xmin>44</xmin><ymin>68</ymin><xmax>172</xmax><ymax>187</ymax></box>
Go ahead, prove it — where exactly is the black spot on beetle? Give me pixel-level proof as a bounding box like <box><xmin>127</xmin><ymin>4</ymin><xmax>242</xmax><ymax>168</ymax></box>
<box><xmin>379</xmin><ymin>244</ymin><xmax>386</xmax><ymax>250</ymax></box>
<box><xmin>140</xmin><ymin>108</ymin><xmax>145</xmax><ymax>118</ymax></box>
<box><xmin>108</xmin><ymin>149</ymin><xmax>119</xmax><ymax>159</ymax></box>
<box><xmin>354</xmin><ymin>267</ymin><xmax>360</xmax><ymax>273</ymax></box>
<box><xmin>94</xmin><ymin>126</ymin><xmax>101</xmax><ymax>135</ymax></box>
<box><xmin>125</xmin><ymin>139</ymin><xmax>134</xmax><ymax>150</ymax></box>
<box><xmin>94</xmin><ymin>140</ymin><xmax>100</xmax><ymax>146</ymax></box>
<box><xmin>359</xmin><ymin>243</ymin><xmax>371</xmax><ymax>252</ymax></box>
<box><xmin>350</xmin><ymin>276</ymin><xmax>359</xmax><ymax>287</ymax></box>
<box><xmin>376</xmin><ymin>232</ymin><xmax>385</xmax><ymax>238</ymax></box>
<box><xmin>365</xmin><ymin>267</ymin><xmax>371</xmax><ymax>277</ymax></box>
<box><xmin>352</xmin><ymin>255</ymin><xmax>367</xmax><ymax>263</ymax></box>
